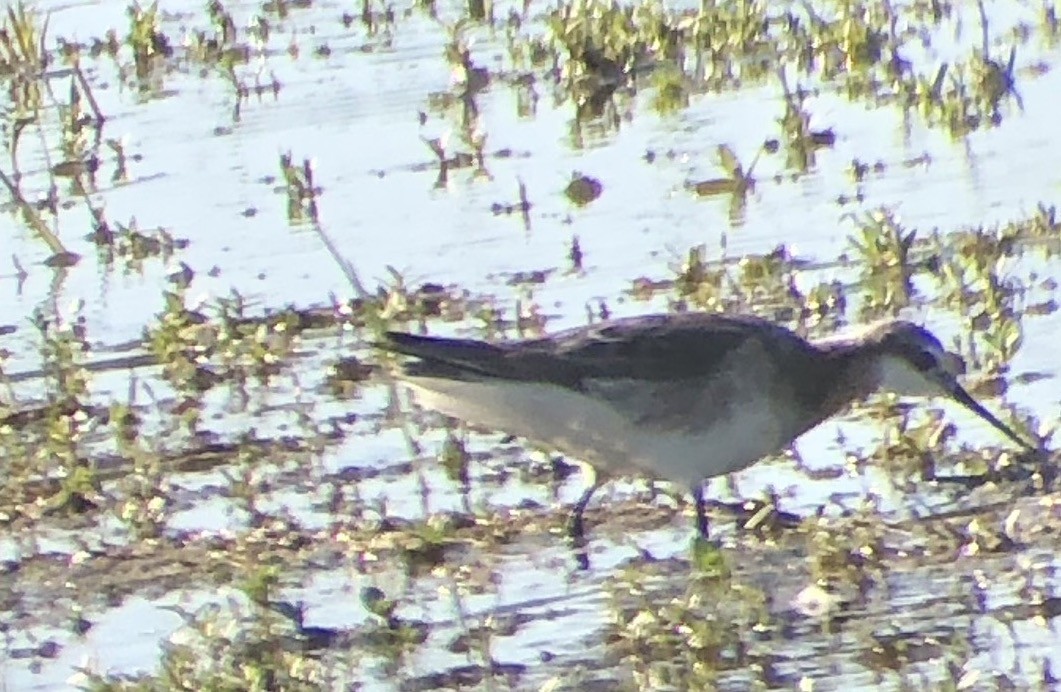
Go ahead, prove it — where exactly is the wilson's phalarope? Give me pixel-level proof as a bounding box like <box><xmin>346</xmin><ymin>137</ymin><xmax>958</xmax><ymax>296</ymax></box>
<box><xmin>383</xmin><ymin>313</ymin><xmax>1035</xmax><ymax>542</ymax></box>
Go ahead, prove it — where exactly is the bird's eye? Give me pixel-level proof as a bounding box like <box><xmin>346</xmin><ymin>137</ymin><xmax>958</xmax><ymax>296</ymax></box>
<box><xmin>908</xmin><ymin>348</ymin><xmax>938</xmax><ymax>372</ymax></box>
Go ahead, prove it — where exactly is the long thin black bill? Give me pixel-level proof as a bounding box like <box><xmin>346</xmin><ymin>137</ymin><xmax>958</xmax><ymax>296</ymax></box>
<box><xmin>947</xmin><ymin>380</ymin><xmax>1035</xmax><ymax>452</ymax></box>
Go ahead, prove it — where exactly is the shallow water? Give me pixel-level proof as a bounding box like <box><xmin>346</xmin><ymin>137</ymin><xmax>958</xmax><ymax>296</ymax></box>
<box><xmin>1</xmin><ymin>0</ymin><xmax>1059</xmax><ymax>689</ymax></box>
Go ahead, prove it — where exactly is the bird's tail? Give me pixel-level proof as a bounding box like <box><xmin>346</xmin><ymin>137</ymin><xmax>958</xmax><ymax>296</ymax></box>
<box><xmin>380</xmin><ymin>332</ymin><xmax>508</xmax><ymax>380</ymax></box>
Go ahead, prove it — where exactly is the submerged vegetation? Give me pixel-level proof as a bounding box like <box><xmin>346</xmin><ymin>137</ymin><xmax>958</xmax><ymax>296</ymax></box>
<box><xmin>0</xmin><ymin>0</ymin><xmax>1058</xmax><ymax>688</ymax></box>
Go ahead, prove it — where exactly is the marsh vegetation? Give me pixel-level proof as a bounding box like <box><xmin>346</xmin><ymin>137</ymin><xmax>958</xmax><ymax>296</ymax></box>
<box><xmin>0</xmin><ymin>0</ymin><xmax>1058</xmax><ymax>689</ymax></box>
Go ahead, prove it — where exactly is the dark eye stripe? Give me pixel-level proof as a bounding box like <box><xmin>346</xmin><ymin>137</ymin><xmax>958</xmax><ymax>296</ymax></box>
<box><xmin>920</xmin><ymin>332</ymin><xmax>944</xmax><ymax>353</ymax></box>
<box><xmin>906</xmin><ymin>347</ymin><xmax>937</xmax><ymax>371</ymax></box>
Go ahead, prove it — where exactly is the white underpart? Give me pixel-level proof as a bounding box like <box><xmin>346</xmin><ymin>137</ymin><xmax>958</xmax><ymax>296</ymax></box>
<box><xmin>876</xmin><ymin>353</ymin><xmax>947</xmax><ymax>397</ymax></box>
<box><xmin>402</xmin><ymin>376</ymin><xmax>787</xmax><ymax>488</ymax></box>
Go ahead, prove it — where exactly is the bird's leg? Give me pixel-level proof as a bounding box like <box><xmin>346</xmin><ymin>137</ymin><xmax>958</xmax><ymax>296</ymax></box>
<box><xmin>570</xmin><ymin>482</ymin><xmax>599</xmax><ymax>572</ymax></box>
<box><xmin>692</xmin><ymin>482</ymin><xmax>709</xmax><ymax>539</ymax></box>
<box><xmin>569</xmin><ymin>480</ymin><xmax>601</xmax><ymax>543</ymax></box>
<box><xmin>567</xmin><ymin>466</ymin><xmax>603</xmax><ymax>571</ymax></box>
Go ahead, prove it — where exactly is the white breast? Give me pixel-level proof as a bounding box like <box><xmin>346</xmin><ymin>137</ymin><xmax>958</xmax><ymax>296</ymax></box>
<box><xmin>401</xmin><ymin>376</ymin><xmax>787</xmax><ymax>487</ymax></box>
<box><xmin>402</xmin><ymin>377</ymin><xmax>634</xmax><ymax>462</ymax></box>
<box><xmin>623</xmin><ymin>395</ymin><xmax>787</xmax><ymax>487</ymax></box>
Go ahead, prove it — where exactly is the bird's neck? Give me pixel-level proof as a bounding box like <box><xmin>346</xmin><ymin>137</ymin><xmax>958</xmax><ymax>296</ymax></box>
<box><xmin>791</xmin><ymin>342</ymin><xmax>882</xmax><ymax>435</ymax></box>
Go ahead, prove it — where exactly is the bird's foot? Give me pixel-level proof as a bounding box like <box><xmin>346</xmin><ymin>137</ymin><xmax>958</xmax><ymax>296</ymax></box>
<box><xmin>690</xmin><ymin>534</ymin><xmax>727</xmax><ymax>576</ymax></box>
<box><xmin>568</xmin><ymin>514</ymin><xmax>591</xmax><ymax>571</ymax></box>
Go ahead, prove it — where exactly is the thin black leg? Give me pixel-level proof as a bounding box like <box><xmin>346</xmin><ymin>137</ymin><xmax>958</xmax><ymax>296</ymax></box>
<box><xmin>569</xmin><ymin>477</ymin><xmax>603</xmax><ymax>571</ymax></box>
<box><xmin>569</xmin><ymin>481</ymin><xmax>600</xmax><ymax>543</ymax></box>
<box><xmin>693</xmin><ymin>482</ymin><xmax>709</xmax><ymax>539</ymax></box>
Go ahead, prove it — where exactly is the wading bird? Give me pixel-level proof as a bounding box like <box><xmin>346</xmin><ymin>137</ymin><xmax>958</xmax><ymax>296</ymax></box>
<box><xmin>382</xmin><ymin>313</ymin><xmax>1035</xmax><ymax>543</ymax></box>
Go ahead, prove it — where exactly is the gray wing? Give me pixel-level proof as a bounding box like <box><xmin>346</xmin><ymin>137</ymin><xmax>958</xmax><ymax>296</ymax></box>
<box><xmin>581</xmin><ymin>376</ymin><xmax>723</xmax><ymax>432</ymax></box>
<box><xmin>546</xmin><ymin>312</ymin><xmax>788</xmax><ymax>382</ymax></box>
<box><xmin>382</xmin><ymin>331</ymin><xmax>584</xmax><ymax>384</ymax></box>
<box><xmin>383</xmin><ymin>312</ymin><xmax>804</xmax><ymax>393</ymax></box>
<box><xmin>580</xmin><ymin>336</ymin><xmax>782</xmax><ymax>432</ymax></box>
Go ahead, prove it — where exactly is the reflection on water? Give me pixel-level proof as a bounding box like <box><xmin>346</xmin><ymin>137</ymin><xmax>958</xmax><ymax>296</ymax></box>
<box><xmin>1</xmin><ymin>0</ymin><xmax>1058</xmax><ymax>688</ymax></box>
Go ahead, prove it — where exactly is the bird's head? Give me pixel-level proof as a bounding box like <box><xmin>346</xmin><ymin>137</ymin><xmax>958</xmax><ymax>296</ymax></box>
<box><xmin>868</xmin><ymin>320</ymin><xmax>1032</xmax><ymax>450</ymax></box>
